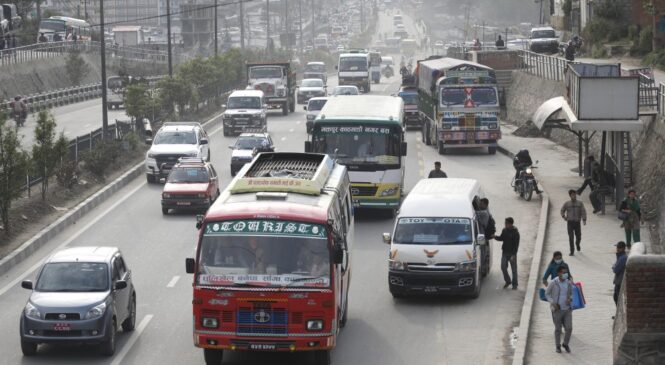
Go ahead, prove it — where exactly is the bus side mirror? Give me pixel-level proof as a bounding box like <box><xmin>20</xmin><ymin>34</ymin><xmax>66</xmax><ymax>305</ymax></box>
<box><xmin>333</xmin><ymin>245</ymin><xmax>344</xmax><ymax>264</ymax></box>
<box><xmin>196</xmin><ymin>214</ymin><xmax>204</xmax><ymax>229</ymax></box>
<box><xmin>382</xmin><ymin>233</ymin><xmax>392</xmax><ymax>244</ymax></box>
<box><xmin>185</xmin><ymin>258</ymin><xmax>195</xmax><ymax>274</ymax></box>
<box><xmin>304</xmin><ymin>141</ymin><xmax>312</xmax><ymax>153</ymax></box>
<box><xmin>401</xmin><ymin>142</ymin><xmax>407</xmax><ymax>156</ymax></box>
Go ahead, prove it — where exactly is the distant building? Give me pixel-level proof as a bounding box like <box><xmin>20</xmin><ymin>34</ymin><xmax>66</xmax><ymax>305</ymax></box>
<box><xmin>180</xmin><ymin>0</ymin><xmax>214</xmax><ymax>49</ymax></box>
<box><xmin>43</xmin><ymin>0</ymin><xmax>181</xmax><ymax>27</ymax></box>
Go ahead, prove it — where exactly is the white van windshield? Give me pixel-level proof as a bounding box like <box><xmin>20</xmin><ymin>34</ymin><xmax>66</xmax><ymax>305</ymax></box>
<box><xmin>394</xmin><ymin>217</ymin><xmax>473</xmax><ymax>245</ymax></box>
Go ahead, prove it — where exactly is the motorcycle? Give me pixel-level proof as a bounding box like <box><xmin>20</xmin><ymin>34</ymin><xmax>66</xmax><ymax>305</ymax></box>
<box><xmin>512</xmin><ymin>165</ymin><xmax>538</xmax><ymax>201</ymax></box>
<box><xmin>383</xmin><ymin>66</ymin><xmax>394</xmax><ymax>78</ymax></box>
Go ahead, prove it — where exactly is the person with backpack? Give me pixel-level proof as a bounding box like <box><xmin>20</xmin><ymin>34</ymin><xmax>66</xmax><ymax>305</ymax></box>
<box><xmin>542</xmin><ymin>251</ymin><xmax>572</xmax><ymax>286</ymax></box>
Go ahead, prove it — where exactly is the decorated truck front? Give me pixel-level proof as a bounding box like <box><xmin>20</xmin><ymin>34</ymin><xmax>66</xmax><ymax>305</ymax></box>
<box><xmin>247</xmin><ymin>62</ymin><xmax>296</xmax><ymax>115</ymax></box>
<box><xmin>418</xmin><ymin>58</ymin><xmax>501</xmax><ymax>155</ymax></box>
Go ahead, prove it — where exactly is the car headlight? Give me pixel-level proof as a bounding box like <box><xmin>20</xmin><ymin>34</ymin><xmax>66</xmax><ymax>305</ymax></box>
<box><xmin>202</xmin><ymin>317</ymin><xmax>218</xmax><ymax>328</ymax></box>
<box><xmin>24</xmin><ymin>302</ymin><xmax>41</xmax><ymax>319</ymax></box>
<box><xmin>85</xmin><ymin>302</ymin><xmax>107</xmax><ymax>320</ymax></box>
<box><xmin>306</xmin><ymin>319</ymin><xmax>324</xmax><ymax>331</ymax></box>
<box><xmin>380</xmin><ymin>187</ymin><xmax>399</xmax><ymax>197</ymax></box>
<box><xmin>147</xmin><ymin>152</ymin><xmax>156</xmax><ymax>159</ymax></box>
<box><xmin>162</xmin><ymin>192</ymin><xmax>171</xmax><ymax>198</ymax></box>
<box><xmin>455</xmin><ymin>260</ymin><xmax>477</xmax><ymax>272</ymax></box>
<box><xmin>389</xmin><ymin>260</ymin><xmax>407</xmax><ymax>271</ymax></box>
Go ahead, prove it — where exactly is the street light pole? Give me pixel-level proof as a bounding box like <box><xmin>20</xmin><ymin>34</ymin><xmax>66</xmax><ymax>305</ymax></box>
<box><xmin>214</xmin><ymin>0</ymin><xmax>218</xmax><ymax>56</ymax></box>
<box><xmin>240</xmin><ymin>0</ymin><xmax>245</xmax><ymax>48</ymax></box>
<box><xmin>266</xmin><ymin>0</ymin><xmax>270</xmax><ymax>51</ymax></box>
<box><xmin>298</xmin><ymin>0</ymin><xmax>303</xmax><ymax>54</ymax></box>
<box><xmin>100</xmin><ymin>0</ymin><xmax>108</xmax><ymax>136</ymax></box>
<box><xmin>167</xmin><ymin>0</ymin><xmax>173</xmax><ymax>76</ymax></box>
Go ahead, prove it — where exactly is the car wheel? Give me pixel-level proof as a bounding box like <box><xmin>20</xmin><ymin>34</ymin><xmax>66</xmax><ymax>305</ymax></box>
<box><xmin>146</xmin><ymin>174</ymin><xmax>156</xmax><ymax>184</ymax></box>
<box><xmin>122</xmin><ymin>294</ymin><xmax>136</xmax><ymax>332</ymax></box>
<box><xmin>488</xmin><ymin>146</ymin><xmax>497</xmax><ymax>155</ymax></box>
<box><xmin>438</xmin><ymin>141</ymin><xmax>446</xmax><ymax>155</ymax></box>
<box><xmin>223</xmin><ymin>128</ymin><xmax>229</xmax><ymax>137</ymax></box>
<box><xmin>203</xmin><ymin>349</ymin><xmax>223</xmax><ymax>365</ymax></box>
<box><xmin>21</xmin><ymin>340</ymin><xmax>37</xmax><ymax>356</ymax></box>
<box><xmin>100</xmin><ymin>319</ymin><xmax>116</xmax><ymax>356</ymax></box>
<box><xmin>162</xmin><ymin>207</ymin><xmax>169</xmax><ymax>215</ymax></box>
<box><xmin>282</xmin><ymin>102</ymin><xmax>288</xmax><ymax>115</ymax></box>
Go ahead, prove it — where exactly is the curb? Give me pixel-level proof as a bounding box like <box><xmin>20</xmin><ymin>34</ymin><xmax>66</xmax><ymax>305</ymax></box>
<box><xmin>0</xmin><ymin>112</ymin><xmax>225</xmax><ymax>277</ymax></box>
<box><xmin>497</xmin><ymin>143</ymin><xmax>551</xmax><ymax>365</ymax></box>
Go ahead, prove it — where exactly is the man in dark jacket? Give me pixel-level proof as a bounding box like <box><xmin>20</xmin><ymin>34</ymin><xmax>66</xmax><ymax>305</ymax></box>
<box><xmin>428</xmin><ymin>161</ymin><xmax>448</xmax><ymax>178</ymax></box>
<box><xmin>494</xmin><ymin>217</ymin><xmax>520</xmax><ymax>289</ymax></box>
<box><xmin>565</xmin><ymin>40</ymin><xmax>575</xmax><ymax>62</ymax></box>
<box><xmin>612</xmin><ymin>241</ymin><xmax>628</xmax><ymax>306</ymax></box>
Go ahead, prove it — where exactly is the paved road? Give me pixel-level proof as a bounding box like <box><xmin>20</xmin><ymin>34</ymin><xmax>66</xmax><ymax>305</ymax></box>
<box><xmin>17</xmin><ymin>99</ymin><xmax>128</xmax><ymax>149</ymax></box>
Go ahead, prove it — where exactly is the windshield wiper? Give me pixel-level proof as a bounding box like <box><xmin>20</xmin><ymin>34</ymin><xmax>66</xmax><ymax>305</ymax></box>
<box><xmin>284</xmin><ymin>276</ymin><xmax>328</xmax><ymax>287</ymax></box>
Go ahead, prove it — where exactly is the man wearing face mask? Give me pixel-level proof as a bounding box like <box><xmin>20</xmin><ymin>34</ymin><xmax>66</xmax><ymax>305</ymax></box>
<box><xmin>612</xmin><ymin>241</ymin><xmax>628</xmax><ymax>306</ymax></box>
<box><xmin>542</xmin><ymin>251</ymin><xmax>572</xmax><ymax>287</ymax></box>
<box><xmin>545</xmin><ymin>266</ymin><xmax>573</xmax><ymax>353</ymax></box>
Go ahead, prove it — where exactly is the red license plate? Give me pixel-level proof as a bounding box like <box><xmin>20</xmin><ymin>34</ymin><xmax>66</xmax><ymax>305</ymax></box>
<box><xmin>53</xmin><ymin>323</ymin><xmax>71</xmax><ymax>331</ymax></box>
<box><xmin>177</xmin><ymin>201</ymin><xmax>191</xmax><ymax>206</ymax></box>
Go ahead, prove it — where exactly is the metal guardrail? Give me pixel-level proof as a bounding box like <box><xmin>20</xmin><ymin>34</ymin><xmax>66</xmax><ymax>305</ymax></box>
<box><xmin>1</xmin><ymin>75</ymin><xmax>164</xmax><ymax>116</ymax></box>
<box><xmin>660</xmin><ymin>83</ymin><xmax>665</xmax><ymax>115</ymax></box>
<box><xmin>0</xmin><ymin>40</ymin><xmax>168</xmax><ymax>67</ymax></box>
<box><xmin>518</xmin><ymin>50</ymin><xmax>569</xmax><ymax>81</ymax></box>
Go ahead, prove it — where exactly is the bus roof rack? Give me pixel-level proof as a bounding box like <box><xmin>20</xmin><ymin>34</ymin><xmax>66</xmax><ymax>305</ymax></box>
<box><xmin>229</xmin><ymin>153</ymin><xmax>334</xmax><ymax>196</ymax></box>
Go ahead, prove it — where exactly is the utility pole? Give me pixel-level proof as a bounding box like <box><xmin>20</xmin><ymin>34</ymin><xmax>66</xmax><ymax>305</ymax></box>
<box><xmin>538</xmin><ymin>0</ymin><xmax>543</xmax><ymax>25</ymax></box>
<box><xmin>266</xmin><ymin>0</ymin><xmax>270</xmax><ymax>51</ymax></box>
<box><xmin>240</xmin><ymin>0</ymin><xmax>245</xmax><ymax>48</ymax></box>
<box><xmin>167</xmin><ymin>0</ymin><xmax>173</xmax><ymax>76</ymax></box>
<box><xmin>298</xmin><ymin>0</ymin><xmax>303</xmax><ymax>54</ymax></box>
<box><xmin>214</xmin><ymin>0</ymin><xmax>218</xmax><ymax>56</ymax></box>
<box><xmin>310</xmin><ymin>0</ymin><xmax>314</xmax><ymax>46</ymax></box>
<box><xmin>360</xmin><ymin>0</ymin><xmax>364</xmax><ymax>33</ymax></box>
<box><xmin>100</xmin><ymin>0</ymin><xmax>108</xmax><ymax>136</ymax></box>
<box><xmin>284</xmin><ymin>0</ymin><xmax>289</xmax><ymax>48</ymax></box>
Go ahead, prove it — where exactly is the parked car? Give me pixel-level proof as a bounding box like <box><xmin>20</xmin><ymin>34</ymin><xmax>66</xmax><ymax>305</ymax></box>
<box><xmin>297</xmin><ymin>78</ymin><xmax>327</xmax><ymax>104</ymax></box>
<box><xmin>529</xmin><ymin>26</ymin><xmax>559</xmax><ymax>54</ymax></box>
<box><xmin>304</xmin><ymin>97</ymin><xmax>328</xmax><ymax>134</ymax></box>
<box><xmin>145</xmin><ymin>122</ymin><xmax>210</xmax><ymax>183</ymax></box>
<box><xmin>20</xmin><ymin>247</ymin><xmax>136</xmax><ymax>356</ymax></box>
<box><xmin>229</xmin><ymin>132</ymin><xmax>275</xmax><ymax>176</ymax></box>
<box><xmin>161</xmin><ymin>157</ymin><xmax>220</xmax><ymax>214</ymax></box>
<box><xmin>330</xmin><ymin>85</ymin><xmax>360</xmax><ymax>96</ymax></box>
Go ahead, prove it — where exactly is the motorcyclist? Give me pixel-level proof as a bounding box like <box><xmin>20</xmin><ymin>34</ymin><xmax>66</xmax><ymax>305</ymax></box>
<box><xmin>564</xmin><ymin>40</ymin><xmax>575</xmax><ymax>62</ymax></box>
<box><xmin>384</xmin><ymin>64</ymin><xmax>393</xmax><ymax>77</ymax></box>
<box><xmin>11</xmin><ymin>96</ymin><xmax>27</xmax><ymax>127</ymax></box>
<box><xmin>400</xmin><ymin>64</ymin><xmax>409</xmax><ymax>77</ymax></box>
<box><xmin>513</xmin><ymin>149</ymin><xmax>542</xmax><ymax>194</ymax></box>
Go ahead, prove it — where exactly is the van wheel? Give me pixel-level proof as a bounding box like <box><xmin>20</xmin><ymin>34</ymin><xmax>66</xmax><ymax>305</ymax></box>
<box><xmin>146</xmin><ymin>174</ymin><xmax>156</xmax><ymax>184</ymax></box>
<box><xmin>203</xmin><ymin>349</ymin><xmax>223</xmax><ymax>365</ymax></box>
<box><xmin>488</xmin><ymin>146</ymin><xmax>497</xmax><ymax>155</ymax></box>
<box><xmin>21</xmin><ymin>340</ymin><xmax>37</xmax><ymax>356</ymax></box>
<box><xmin>313</xmin><ymin>350</ymin><xmax>331</xmax><ymax>365</ymax></box>
<box><xmin>122</xmin><ymin>294</ymin><xmax>136</xmax><ymax>332</ymax></box>
<box><xmin>438</xmin><ymin>141</ymin><xmax>446</xmax><ymax>155</ymax></box>
<box><xmin>162</xmin><ymin>207</ymin><xmax>169</xmax><ymax>215</ymax></box>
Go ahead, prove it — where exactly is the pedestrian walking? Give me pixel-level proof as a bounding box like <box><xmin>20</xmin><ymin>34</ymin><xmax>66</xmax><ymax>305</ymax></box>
<box><xmin>620</xmin><ymin>189</ymin><xmax>641</xmax><ymax>247</ymax></box>
<box><xmin>565</xmin><ymin>40</ymin><xmax>575</xmax><ymax>62</ymax></box>
<box><xmin>495</xmin><ymin>35</ymin><xmax>505</xmax><ymax>49</ymax></box>
<box><xmin>612</xmin><ymin>241</ymin><xmax>628</xmax><ymax>306</ymax></box>
<box><xmin>542</xmin><ymin>251</ymin><xmax>572</xmax><ymax>286</ymax></box>
<box><xmin>576</xmin><ymin>155</ymin><xmax>595</xmax><ymax>195</ymax></box>
<box><xmin>545</xmin><ymin>266</ymin><xmax>574</xmax><ymax>353</ymax></box>
<box><xmin>493</xmin><ymin>217</ymin><xmax>520</xmax><ymax>289</ymax></box>
<box><xmin>428</xmin><ymin>161</ymin><xmax>448</xmax><ymax>178</ymax></box>
<box><xmin>561</xmin><ymin>190</ymin><xmax>587</xmax><ymax>256</ymax></box>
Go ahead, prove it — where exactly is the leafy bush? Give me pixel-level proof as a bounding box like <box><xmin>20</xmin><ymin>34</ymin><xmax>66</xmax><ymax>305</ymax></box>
<box><xmin>56</xmin><ymin>160</ymin><xmax>79</xmax><ymax>189</ymax></box>
<box><xmin>82</xmin><ymin>140</ymin><xmax>121</xmax><ymax>178</ymax></box>
<box><xmin>124</xmin><ymin>131</ymin><xmax>140</xmax><ymax>151</ymax></box>
<box><xmin>643</xmin><ymin>48</ymin><xmax>665</xmax><ymax>68</ymax></box>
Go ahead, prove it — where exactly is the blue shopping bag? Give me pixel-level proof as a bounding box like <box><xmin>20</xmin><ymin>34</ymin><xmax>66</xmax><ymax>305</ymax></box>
<box><xmin>571</xmin><ymin>284</ymin><xmax>585</xmax><ymax>310</ymax></box>
<box><xmin>539</xmin><ymin>287</ymin><xmax>547</xmax><ymax>302</ymax></box>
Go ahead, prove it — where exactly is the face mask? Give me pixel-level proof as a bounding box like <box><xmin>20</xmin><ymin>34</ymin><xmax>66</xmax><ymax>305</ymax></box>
<box><xmin>554</xmin><ymin>259</ymin><xmax>563</xmax><ymax>264</ymax></box>
<box><xmin>561</xmin><ymin>273</ymin><xmax>569</xmax><ymax>280</ymax></box>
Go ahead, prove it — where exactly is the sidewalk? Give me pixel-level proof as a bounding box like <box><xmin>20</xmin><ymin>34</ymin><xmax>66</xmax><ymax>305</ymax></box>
<box><xmin>499</xmin><ymin>123</ymin><xmax>647</xmax><ymax>364</ymax></box>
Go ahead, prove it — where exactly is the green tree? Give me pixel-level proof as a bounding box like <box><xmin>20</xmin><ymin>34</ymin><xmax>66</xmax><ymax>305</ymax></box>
<box><xmin>124</xmin><ymin>83</ymin><xmax>159</xmax><ymax>122</ymax></box>
<box><xmin>32</xmin><ymin>111</ymin><xmax>66</xmax><ymax>200</ymax></box>
<box><xmin>643</xmin><ymin>0</ymin><xmax>659</xmax><ymax>52</ymax></box>
<box><xmin>157</xmin><ymin>76</ymin><xmax>197</xmax><ymax>118</ymax></box>
<box><xmin>0</xmin><ymin>114</ymin><xmax>31</xmax><ymax>236</ymax></box>
<box><xmin>65</xmin><ymin>50</ymin><xmax>91</xmax><ymax>86</ymax></box>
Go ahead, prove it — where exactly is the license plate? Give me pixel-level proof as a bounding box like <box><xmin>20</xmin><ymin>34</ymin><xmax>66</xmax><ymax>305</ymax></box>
<box><xmin>53</xmin><ymin>323</ymin><xmax>71</xmax><ymax>331</ymax></box>
<box><xmin>250</xmin><ymin>343</ymin><xmax>276</xmax><ymax>350</ymax></box>
<box><xmin>424</xmin><ymin>286</ymin><xmax>438</xmax><ymax>293</ymax></box>
<box><xmin>177</xmin><ymin>201</ymin><xmax>191</xmax><ymax>206</ymax></box>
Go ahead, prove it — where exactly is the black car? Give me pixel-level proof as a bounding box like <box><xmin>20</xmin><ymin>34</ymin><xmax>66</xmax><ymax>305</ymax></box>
<box><xmin>229</xmin><ymin>133</ymin><xmax>275</xmax><ymax>176</ymax></box>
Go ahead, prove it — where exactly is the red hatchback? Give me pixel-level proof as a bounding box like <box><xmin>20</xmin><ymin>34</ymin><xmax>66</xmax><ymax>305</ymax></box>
<box><xmin>161</xmin><ymin>158</ymin><xmax>220</xmax><ymax>215</ymax></box>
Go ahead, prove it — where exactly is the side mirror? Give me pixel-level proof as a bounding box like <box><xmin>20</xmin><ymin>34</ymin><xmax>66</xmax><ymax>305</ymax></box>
<box><xmin>304</xmin><ymin>141</ymin><xmax>312</xmax><ymax>153</ymax></box>
<box><xmin>196</xmin><ymin>214</ymin><xmax>204</xmax><ymax>229</ymax></box>
<box><xmin>145</xmin><ymin>138</ymin><xmax>153</xmax><ymax>145</ymax></box>
<box><xmin>332</xmin><ymin>245</ymin><xmax>344</xmax><ymax>264</ymax></box>
<box><xmin>114</xmin><ymin>280</ymin><xmax>128</xmax><ymax>290</ymax></box>
<box><xmin>303</xmin><ymin>106</ymin><xmax>308</xmax><ymax>111</ymax></box>
<box><xmin>21</xmin><ymin>280</ymin><xmax>33</xmax><ymax>290</ymax></box>
<box><xmin>477</xmin><ymin>234</ymin><xmax>487</xmax><ymax>246</ymax></box>
<box><xmin>382</xmin><ymin>232</ymin><xmax>392</xmax><ymax>244</ymax></box>
<box><xmin>200</xmin><ymin>138</ymin><xmax>208</xmax><ymax>145</ymax></box>
<box><xmin>185</xmin><ymin>258</ymin><xmax>196</xmax><ymax>274</ymax></box>
<box><xmin>221</xmin><ymin>104</ymin><xmax>227</xmax><ymax>108</ymax></box>
<box><xmin>401</xmin><ymin>141</ymin><xmax>407</xmax><ymax>156</ymax></box>
<box><xmin>159</xmin><ymin>177</ymin><xmax>166</xmax><ymax>183</ymax></box>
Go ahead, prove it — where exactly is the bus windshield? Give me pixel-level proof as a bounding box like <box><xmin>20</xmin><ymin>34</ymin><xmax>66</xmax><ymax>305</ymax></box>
<box><xmin>399</xmin><ymin>93</ymin><xmax>418</xmax><ymax>105</ymax></box>
<box><xmin>339</xmin><ymin>57</ymin><xmax>368</xmax><ymax>72</ymax></box>
<box><xmin>440</xmin><ymin>87</ymin><xmax>498</xmax><ymax>107</ymax></box>
<box><xmin>393</xmin><ymin>217</ymin><xmax>473</xmax><ymax>245</ymax></box>
<box><xmin>39</xmin><ymin>19</ymin><xmax>65</xmax><ymax>32</ymax></box>
<box><xmin>249</xmin><ymin>67</ymin><xmax>283</xmax><ymax>79</ymax></box>
<box><xmin>312</xmin><ymin>124</ymin><xmax>402</xmax><ymax>168</ymax></box>
<box><xmin>197</xmin><ymin>220</ymin><xmax>330</xmax><ymax>288</ymax></box>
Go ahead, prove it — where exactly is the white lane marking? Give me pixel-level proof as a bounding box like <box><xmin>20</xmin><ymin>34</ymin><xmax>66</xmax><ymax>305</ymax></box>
<box><xmin>0</xmin><ymin>182</ymin><xmax>146</xmax><ymax>297</ymax></box>
<box><xmin>209</xmin><ymin>125</ymin><xmax>224</xmax><ymax>136</ymax></box>
<box><xmin>281</xmin><ymin>137</ymin><xmax>286</xmax><ymax>141</ymax></box>
<box><xmin>166</xmin><ymin>275</ymin><xmax>180</xmax><ymax>288</ymax></box>
<box><xmin>110</xmin><ymin>314</ymin><xmax>154</xmax><ymax>365</ymax></box>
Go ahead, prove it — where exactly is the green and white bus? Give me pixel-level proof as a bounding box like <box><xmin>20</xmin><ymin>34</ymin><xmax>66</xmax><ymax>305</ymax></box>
<box><xmin>305</xmin><ymin>95</ymin><xmax>407</xmax><ymax>213</ymax></box>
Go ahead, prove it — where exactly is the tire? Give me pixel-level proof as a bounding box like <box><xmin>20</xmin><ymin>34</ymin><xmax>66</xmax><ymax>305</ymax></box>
<box><xmin>313</xmin><ymin>350</ymin><xmax>331</xmax><ymax>365</ymax></box>
<box><xmin>469</xmin><ymin>282</ymin><xmax>481</xmax><ymax>299</ymax></box>
<box><xmin>524</xmin><ymin>182</ymin><xmax>533</xmax><ymax>201</ymax></box>
<box><xmin>390</xmin><ymin>290</ymin><xmax>404</xmax><ymax>299</ymax></box>
<box><xmin>230</xmin><ymin>168</ymin><xmax>236</xmax><ymax>177</ymax></box>
<box><xmin>339</xmin><ymin>292</ymin><xmax>349</xmax><ymax>328</ymax></box>
<box><xmin>100</xmin><ymin>319</ymin><xmax>116</xmax><ymax>356</ymax></box>
<box><xmin>282</xmin><ymin>102</ymin><xmax>288</xmax><ymax>116</ymax></box>
<box><xmin>122</xmin><ymin>294</ymin><xmax>136</xmax><ymax>332</ymax></box>
<box><xmin>146</xmin><ymin>174</ymin><xmax>156</xmax><ymax>184</ymax></box>
<box><xmin>203</xmin><ymin>349</ymin><xmax>223</xmax><ymax>365</ymax></box>
<box><xmin>488</xmin><ymin>146</ymin><xmax>497</xmax><ymax>155</ymax></box>
<box><xmin>438</xmin><ymin>140</ymin><xmax>446</xmax><ymax>155</ymax></box>
<box><xmin>162</xmin><ymin>207</ymin><xmax>169</xmax><ymax>215</ymax></box>
<box><xmin>21</xmin><ymin>340</ymin><xmax>37</xmax><ymax>356</ymax></box>
<box><xmin>223</xmin><ymin>128</ymin><xmax>229</xmax><ymax>137</ymax></box>
<box><xmin>289</xmin><ymin>100</ymin><xmax>295</xmax><ymax>112</ymax></box>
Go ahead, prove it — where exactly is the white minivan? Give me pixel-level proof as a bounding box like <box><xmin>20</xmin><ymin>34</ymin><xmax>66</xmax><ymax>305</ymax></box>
<box><xmin>383</xmin><ymin>178</ymin><xmax>488</xmax><ymax>299</ymax></box>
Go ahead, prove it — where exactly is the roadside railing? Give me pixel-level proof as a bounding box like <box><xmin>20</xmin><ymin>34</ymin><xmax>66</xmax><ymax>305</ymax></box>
<box><xmin>518</xmin><ymin>50</ymin><xmax>569</xmax><ymax>81</ymax></box>
<box><xmin>660</xmin><ymin>83</ymin><xmax>665</xmax><ymax>115</ymax></box>
<box><xmin>0</xmin><ymin>40</ymin><xmax>168</xmax><ymax>67</ymax></box>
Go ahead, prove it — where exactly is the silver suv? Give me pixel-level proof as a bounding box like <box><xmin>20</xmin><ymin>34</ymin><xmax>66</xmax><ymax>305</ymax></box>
<box><xmin>20</xmin><ymin>247</ymin><xmax>137</xmax><ymax>357</ymax></box>
<box><xmin>145</xmin><ymin>122</ymin><xmax>211</xmax><ymax>183</ymax></box>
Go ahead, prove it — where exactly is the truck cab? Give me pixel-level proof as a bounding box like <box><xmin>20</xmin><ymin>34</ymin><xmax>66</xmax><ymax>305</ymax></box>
<box><xmin>304</xmin><ymin>61</ymin><xmax>327</xmax><ymax>85</ymax></box>
<box><xmin>222</xmin><ymin>90</ymin><xmax>267</xmax><ymax>136</ymax></box>
<box><xmin>247</xmin><ymin>62</ymin><xmax>295</xmax><ymax>116</ymax></box>
<box><xmin>337</xmin><ymin>52</ymin><xmax>371</xmax><ymax>93</ymax></box>
<box><xmin>397</xmin><ymin>86</ymin><xmax>420</xmax><ymax>129</ymax></box>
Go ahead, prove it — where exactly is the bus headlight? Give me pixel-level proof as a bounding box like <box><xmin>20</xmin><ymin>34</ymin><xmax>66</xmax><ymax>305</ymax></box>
<box><xmin>455</xmin><ymin>260</ymin><xmax>477</xmax><ymax>272</ymax></box>
<box><xmin>389</xmin><ymin>260</ymin><xmax>407</xmax><ymax>271</ymax></box>
<box><xmin>202</xmin><ymin>317</ymin><xmax>218</xmax><ymax>328</ymax></box>
<box><xmin>306</xmin><ymin>319</ymin><xmax>324</xmax><ymax>331</ymax></box>
<box><xmin>380</xmin><ymin>187</ymin><xmax>399</xmax><ymax>197</ymax></box>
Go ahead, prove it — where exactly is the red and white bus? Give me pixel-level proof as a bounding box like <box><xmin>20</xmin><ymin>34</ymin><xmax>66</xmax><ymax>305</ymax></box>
<box><xmin>185</xmin><ymin>152</ymin><xmax>354</xmax><ymax>365</ymax></box>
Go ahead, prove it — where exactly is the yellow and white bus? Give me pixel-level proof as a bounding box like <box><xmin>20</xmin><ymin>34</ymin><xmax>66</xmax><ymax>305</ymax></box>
<box><xmin>305</xmin><ymin>95</ymin><xmax>407</xmax><ymax>214</ymax></box>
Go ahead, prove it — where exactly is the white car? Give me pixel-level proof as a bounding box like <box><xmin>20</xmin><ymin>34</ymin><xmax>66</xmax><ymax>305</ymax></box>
<box><xmin>145</xmin><ymin>122</ymin><xmax>210</xmax><ymax>183</ymax></box>
<box><xmin>297</xmin><ymin>78</ymin><xmax>326</xmax><ymax>104</ymax></box>
<box><xmin>330</xmin><ymin>85</ymin><xmax>360</xmax><ymax>96</ymax></box>
<box><xmin>304</xmin><ymin>97</ymin><xmax>328</xmax><ymax>134</ymax></box>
